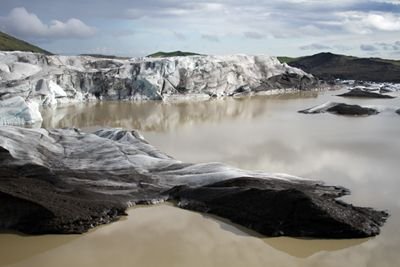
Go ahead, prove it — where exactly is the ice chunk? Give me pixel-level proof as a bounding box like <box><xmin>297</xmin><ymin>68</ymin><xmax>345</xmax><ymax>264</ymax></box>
<box><xmin>0</xmin><ymin>96</ymin><xmax>43</xmax><ymax>126</ymax></box>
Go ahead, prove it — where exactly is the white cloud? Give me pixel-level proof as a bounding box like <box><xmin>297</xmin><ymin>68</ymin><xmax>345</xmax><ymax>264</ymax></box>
<box><xmin>337</xmin><ymin>11</ymin><xmax>400</xmax><ymax>33</ymax></box>
<box><xmin>0</xmin><ymin>7</ymin><xmax>96</xmax><ymax>40</ymax></box>
<box><xmin>124</xmin><ymin>2</ymin><xmax>226</xmax><ymax>20</ymax></box>
<box><xmin>367</xmin><ymin>13</ymin><xmax>400</xmax><ymax>31</ymax></box>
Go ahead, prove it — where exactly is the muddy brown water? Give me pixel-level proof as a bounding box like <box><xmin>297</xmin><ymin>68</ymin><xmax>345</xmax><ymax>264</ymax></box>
<box><xmin>1</xmin><ymin>89</ymin><xmax>400</xmax><ymax>267</ymax></box>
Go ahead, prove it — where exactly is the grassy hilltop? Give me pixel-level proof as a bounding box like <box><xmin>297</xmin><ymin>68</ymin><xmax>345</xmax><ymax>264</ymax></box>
<box><xmin>0</xmin><ymin>31</ymin><xmax>51</xmax><ymax>54</ymax></box>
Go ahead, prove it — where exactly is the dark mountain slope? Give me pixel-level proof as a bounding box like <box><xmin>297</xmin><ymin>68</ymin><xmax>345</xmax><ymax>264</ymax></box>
<box><xmin>147</xmin><ymin>51</ymin><xmax>202</xmax><ymax>58</ymax></box>
<box><xmin>280</xmin><ymin>53</ymin><xmax>400</xmax><ymax>82</ymax></box>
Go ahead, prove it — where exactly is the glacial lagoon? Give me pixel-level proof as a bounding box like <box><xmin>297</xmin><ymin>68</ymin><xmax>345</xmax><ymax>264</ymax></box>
<box><xmin>1</xmin><ymin>88</ymin><xmax>400</xmax><ymax>267</ymax></box>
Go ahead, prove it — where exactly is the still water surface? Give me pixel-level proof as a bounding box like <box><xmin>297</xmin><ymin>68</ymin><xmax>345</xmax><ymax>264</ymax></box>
<box><xmin>1</xmin><ymin>89</ymin><xmax>400</xmax><ymax>267</ymax></box>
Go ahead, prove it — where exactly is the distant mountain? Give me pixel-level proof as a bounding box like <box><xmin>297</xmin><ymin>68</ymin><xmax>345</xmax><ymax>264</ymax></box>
<box><xmin>147</xmin><ymin>51</ymin><xmax>202</xmax><ymax>58</ymax></box>
<box><xmin>279</xmin><ymin>53</ymin><xmax>400</xmax><ymax>83</ymax></box>
<box><xmin>79</xmin><ymin>54</ymin><xmax>131</xmax><ymax>60</ymax></box>
<box><xmin>0</xmin><ymin>31</ymin><xmax>51</xmax><ymax>55</ymax></box>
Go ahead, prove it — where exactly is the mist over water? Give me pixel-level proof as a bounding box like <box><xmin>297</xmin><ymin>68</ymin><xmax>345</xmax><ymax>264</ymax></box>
<box><xmin>2</xmin><ymin>89</ymin><xmax>400</xmax><ymax>267</ymax></box>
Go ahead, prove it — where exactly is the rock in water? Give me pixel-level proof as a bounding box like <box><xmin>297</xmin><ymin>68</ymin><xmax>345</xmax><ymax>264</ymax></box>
<box><xmin>396</xmin><ymin>109</ymin><xmax>400</xmax><ymax>115</ymax></box>
<box><xmin>299</xmin><ymin>102</ymin><xmax>379</xmax><ymax>116</ymax></box>
<box><xmin>337</xmin><ymin>89</ymin><xmax>395</xmax><ymax>99</ymax></box>
<box><xmin>0</xmin><ymin>127</ymin><xmax>388</xmax><ymax>237</ymax></box>
<box><xmin>327</xmin><ymin>103</ymin><xmax>379</xmax><ymax>116</ymax></box>
<box><xmin>166</xmin><ymin>178</ymin><xmax>387</xmax><ymax>238</ymax></box>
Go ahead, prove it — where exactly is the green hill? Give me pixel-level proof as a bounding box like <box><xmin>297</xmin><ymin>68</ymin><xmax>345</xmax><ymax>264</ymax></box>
<box><xmin>0</xmin><ymin>31</ymin><xmax>51</xmax><ymax>54</ymax></box>
<box><xmin>147</xmin><ymin>51</ymin><xmax>202</xmax><ymax>58</ymax></box>
<box><xmin>279</xmin><ymin>52</ymin><xmax>400</xmax><ymax>83</ymax></box>
<box><xmin>79</xmin><ymin>54</ymin><xmax>130</xmax><ymax>60</ymax></box>
<box><xmin>277</xmin><ymin>56</ymin><xmax>299</xmax><ymax>64</ymax></box>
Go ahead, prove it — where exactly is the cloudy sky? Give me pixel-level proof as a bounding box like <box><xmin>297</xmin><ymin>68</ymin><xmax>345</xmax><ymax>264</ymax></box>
<box><xmin>1</xmin><ymin>0</ymin><xmax>400</xmax><ymax>58</ymax></box>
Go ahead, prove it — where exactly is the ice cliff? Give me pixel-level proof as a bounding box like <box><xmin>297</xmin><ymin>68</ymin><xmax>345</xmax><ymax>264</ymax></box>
<box><xmin>0</xmin><ymin>52</ymin><xmax>318</xmax><ymax>106</ymax></box>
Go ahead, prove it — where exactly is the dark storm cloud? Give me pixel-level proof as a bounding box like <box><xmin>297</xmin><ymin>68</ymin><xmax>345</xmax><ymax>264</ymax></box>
<box><xmin>201</xmin><ymin>34</ymin><xmax>220</xmax><ymax>42</ymax></box>
<box><xmin>359</xmin><ymin>41</ymin><xmax>400</xmax><ymax>55</ymax></box>
<box><xmin>360</xmin><ymin>44</ymin><xmax>379</xmax><ymax>51</ymax></box>
<box><xmin>173</xmin><ymin>31</ymin><xmax>187</xmax><ymax>41</ymax></box>
<box><xmin>376</xmin><ymin>41</ymin><xmax>400</xmax><ymax>50</ymax></box>
<box><xmin>348</xmin><ymin>1</ymin><xmax>400</xmax><ymax>12</ymax></box>
<box><xmin>300</xmin><ymin>43</ymin><xmax>332</xmax><ymax>51</ymax></box>
<box><xmin>243</xmin><ymin>32</ymin><xmax>265</xmax><ymax>39</ymax></box>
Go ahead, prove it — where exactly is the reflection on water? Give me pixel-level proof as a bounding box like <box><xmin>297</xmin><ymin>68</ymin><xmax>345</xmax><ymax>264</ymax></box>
<box><xmin>201</xmin><ymin>212</ymin><xmax>369</xmax><ymax>258</ymax></box>
<box><xmin>0</xmin><ymin>205</ymin><xmax>373</xmax><ymax>267</ymax></box>
<box><xmin>263</xmin><ymin>237</ymin><xmax>368</xmax><ymax>258</ymax></box>
<box><xmin>2</xmin><ymin>89</ymin><xmax>400</xmax><ymax>267</ymax></box>
<box><xmin>41</xmin><ymin>91</ymin><xmax>320</xmax><ymax>131</ymax></box>
<box><xmin>0</xmin><ymin>233</ymin><xmax>78</xmax><ymax>267</ymax></box>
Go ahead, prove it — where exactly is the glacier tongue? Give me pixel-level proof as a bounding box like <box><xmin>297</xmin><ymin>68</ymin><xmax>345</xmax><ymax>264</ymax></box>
<box><xmin>0</xmin><ymin>52</ymin><xmax>318</xmax><ymax>106</ymax></box>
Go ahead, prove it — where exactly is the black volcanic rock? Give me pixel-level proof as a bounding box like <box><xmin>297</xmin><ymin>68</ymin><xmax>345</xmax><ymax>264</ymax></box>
<box><xmin>396</xmin><ymin>109</ymin><xmax>400</xmax><ymax>115</ymax></box>
<box><xmin>327</xmin><ymin>103</ymin><xmax>379</xmax><ymax>116</ymax></box>
<box><xmin>338</xmin><ymin>89</ymin><xmax>395</xmax><ymax>99</ymax></box>
<box><xmin>231</xmin><ymin>73</ymin><xmax>320</xmax><ymax>96</ymax></box>
<box><xmin>285</xmin><ymin>52</ymin><xmax>400</xmax><ymax>83</ymax></box>
<box><xmin>257</xmin><ymin>72</ymin><xmax>319</xmax><ymax>91</ymax></box>
<box><xmin>299</xmin><ymin>102</ymin><xmax>379</xmax><ymax>116</ymax></box>
<box><xmin>0</xmin><ymin>127</ymin><xmax>389</xmax><ymax>237</ymax></box>
<box><xmin>166</xmin><ymin>178</ymin><xmax>387</xmax><ymax>238</ymax></box>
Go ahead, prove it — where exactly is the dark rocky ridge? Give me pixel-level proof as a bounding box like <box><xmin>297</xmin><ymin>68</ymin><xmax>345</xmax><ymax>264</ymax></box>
<box><xmin>284</xmin><ymin>52</ymin><xmax>400</xmax><ymax>83</ymax></box>
<box><xmin>338</xmin><ymin>89</ymin><xmax>395</xmax><ymax>99</ymax></box>
<box><xmin>147</xmin><ymin>51</ymin><xmax>202</xmax><ymax>58</ymax></box>
<box><xmin>0</xmin><ymin>127</ymin><xmax>388</xmax><ymax>237</ymax></box>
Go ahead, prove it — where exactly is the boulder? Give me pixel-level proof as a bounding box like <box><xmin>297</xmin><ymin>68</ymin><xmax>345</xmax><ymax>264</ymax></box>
<box><xmin>299</xmin><ymin>102</ymin><xmax>379</xmax><ymax>116</ymax></box>
<box><xmin>166</xmin><ymin>178</ymin><xmax>387</xmax><ymax>238</ymax></box>
<box><xmin>337</xmin><ymin>89</ymin><xmax>395</xmax><ymax>99</ymax></box>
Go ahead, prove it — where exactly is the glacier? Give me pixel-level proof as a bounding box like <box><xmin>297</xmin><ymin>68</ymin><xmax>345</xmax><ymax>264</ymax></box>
<box><xmin>0</xmin><ymin>51</ymin><xmax>322</xmax><ymax>126</ymax></box>
<box><xmin>0</xmin><ymin>52</ymin><xmax>318</xmax><ymax>105</ymax></box>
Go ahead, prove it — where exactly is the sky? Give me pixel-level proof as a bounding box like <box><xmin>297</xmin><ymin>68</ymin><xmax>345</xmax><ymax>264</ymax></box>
<box><xmin>1</xmin><ymin>0</ymin><xmax>400</xmax><ymax>58</ymax></box>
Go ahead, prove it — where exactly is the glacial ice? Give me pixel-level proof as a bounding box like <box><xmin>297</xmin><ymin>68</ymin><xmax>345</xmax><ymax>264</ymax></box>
<box><xmin>0</xmin><ymin>96</ymin><xmax>43</xmax><ymax>126</ymax></box>
<box><xmin>0</xmin><ymin>52</ymin><xmax>317</xmax><ymax>107</ymax></box>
